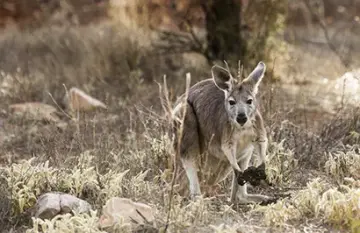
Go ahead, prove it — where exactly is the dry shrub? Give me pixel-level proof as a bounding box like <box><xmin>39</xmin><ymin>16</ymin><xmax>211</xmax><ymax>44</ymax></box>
<box><xmin>0</xmin><ymin>172</ymin><xmax>11</xmax><ymax>227</ymax></box>
<box><xmin>265</xmin><ymin>140</ymin><xmax>298</xmax><ymax>186</ymax></box>
<box><xmin>27</xmin><ymin>211</ymin><xmax>102</xmax><ymax>233</ymax></box>
<box><xmin>0</xmin><ymin>22</ymin><xmax>202</xmax><ymax>112</ymax></box>
<box><xmin>160</xmin><ymin>195</ymin><xmax>245</xmax><ymax>232</ymax></box>
<box><xmin>317</xmin><ymin>178</ymin><xmax>360</xmax><ymax>229</ymax></box>
<box><xmin>256</xmin><ymin>178</ymin><xmax>330</xmax><ymax>227</ymax></box>
<box><xmin>324</xmin><ymin>145</ymin><xmax>360</xmax><ymax>181</ymax></box>
<box><xmin>0</xmin><ymin>21</ymin><xmax>198</xmax><ymax>166</ymax></box>
<box><xmin>4</xmin><ymin>149</ymin><xmax>242</xmax><ymax>232</ymax></box>
<box><xmin>255</xmin><ymin>145</ymin><xmax>360</xmax><ymax>231</ymax></box>
<box><xmin>0</xmin><ymin>24</ymin><xmax>146</xmax><ymax>106</ymax></box>
<box><xmin>3</xmin><ymin>143</ymin><xmax>165</xmax><ymax>219</ymax></box>
<box><xmin>260</xmin><ymin>82</ymin><xmax>360</xmax><ymax>168</ymax></box>
<box><xmin>1</xmin><ymin>97</ymin><xmax>176</xmax><ymax>230</ymax></box>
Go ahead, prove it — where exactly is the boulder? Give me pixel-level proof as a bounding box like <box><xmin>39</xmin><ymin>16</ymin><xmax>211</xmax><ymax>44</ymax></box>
<box><xmin>9</xmin><ymin>102</ymin><xmax>61</xmax><ymax>123</ymax></box>
<box><xmin>64</xmin><ymin>87</ymin><xmax>107</xmax><ymax>112</ymax></box>
<box><xmin>33</xmin><ymin>192</ymin><xmax>60</xmax><ymax>220</ymax></box>
<box><xmin>33</xmin><ymin>192</ymin><xmax>92</xmax><ymax>219</ymax></box>
<box><xmin>98</xmin><ymin>197</ymin><xmax>155</xmax><ymax>229</ymax></box>
<box><xmin>59</xmin><ymin>193</ymin><xmax>92</xmax><ymax>215</ymax></box>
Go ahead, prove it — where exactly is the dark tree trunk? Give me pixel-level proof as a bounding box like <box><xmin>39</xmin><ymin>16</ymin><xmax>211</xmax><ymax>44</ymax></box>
<box><xmin>322</xmin><ymin>0</ymin><xmax>337</xmax><ymax>20</ymax></box>
<box><xmin>203</xmin><ymin>0</ymin><xmax>245</xmax><ymax>63</ymax></box>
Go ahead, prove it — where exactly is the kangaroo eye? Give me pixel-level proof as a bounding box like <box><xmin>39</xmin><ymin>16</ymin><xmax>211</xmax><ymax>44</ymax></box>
<box><xmin>229</xmin><ymin>100</ymin><xmax>236</xmax><ymax>105</ymax></box>
<box><xmin>246</xmin><ymin>99</ymin><xmax>253</xmax><ymax>105</ymax></box>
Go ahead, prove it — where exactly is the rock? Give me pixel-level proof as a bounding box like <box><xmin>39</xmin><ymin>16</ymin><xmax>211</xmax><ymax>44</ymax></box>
<box><xmin>33</xmin><ymin>192</ymin><xmax>92</xmax><ymax>219</ymax></box>
<box><xmin>9</xmin><ymin>102</ymin><xmax>61</xmax><ymax>123</ymax></box>
<box><xmin>59</xmin><ymin>193</ymin><xmax>92</xmax><ymax>215</ymax></box>
<box><xmin>34</xmin><ymin>193</ymin><xmax>61</xmax><ymax>219</ymax></box>
<box><xmin>64</xmin><ymin>87</ymin><xmax>107</xmax><ymax>112</ymax></box>
<box><xmin>98</xmin><ymin>197</ymin><xmax>155</xmax><ymax>229</ymax></box>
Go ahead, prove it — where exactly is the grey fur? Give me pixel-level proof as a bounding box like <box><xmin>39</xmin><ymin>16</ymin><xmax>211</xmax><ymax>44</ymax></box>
<box><xmin>171</xmin><ymin>61</ymin><xmax>270</xmax><ymax>203</ymax></box>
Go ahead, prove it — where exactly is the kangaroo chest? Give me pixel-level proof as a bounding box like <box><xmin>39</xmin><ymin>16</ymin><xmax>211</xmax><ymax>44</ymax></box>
<box><xmin>197</xmin><ymin>128</ymin><xmax>256</xmax><ymax>185</ymax></box>
<box><xmin>206</xmin><ymin>128</ymin><xmax>255</xmax><ymax>160</ymax></box>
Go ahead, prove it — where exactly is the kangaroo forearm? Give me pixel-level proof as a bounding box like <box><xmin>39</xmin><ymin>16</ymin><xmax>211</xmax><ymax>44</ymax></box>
<box><xmin>257</xmin><ymin>140</ymin><xmax>267</xmax><ymax>166</ymax></box>
<box><xmin>254</xmin><ymin>110</ymin><xmax>268</xmax><ymax>166</ymax></box>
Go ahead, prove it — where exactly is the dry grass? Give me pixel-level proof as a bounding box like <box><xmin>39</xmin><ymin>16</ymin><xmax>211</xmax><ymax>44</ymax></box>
<box><xmin>256</xmin><ymin>168</ymin><xmax>360</xmax><ymax>232</ymax></box>
<box><xmin>1</xmin><ymin>11</ymin><xmax>360</xmax><ymax>233</ymax></box>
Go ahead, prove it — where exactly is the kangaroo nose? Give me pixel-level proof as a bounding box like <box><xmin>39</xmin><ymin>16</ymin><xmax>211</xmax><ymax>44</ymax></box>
<box><xmin>236</xmin><ymin>113</ymin><xmax>247</xmax><ymax>125</ymax></box>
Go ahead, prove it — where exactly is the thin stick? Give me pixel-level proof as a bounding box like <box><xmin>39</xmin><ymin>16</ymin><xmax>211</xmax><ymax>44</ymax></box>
<box><xmin>164</xmin><ymin>73</ymin><xmax>191</xmax><ymax>232</ymax></box>
<box><xmin>238</xmin><ymin>60</ymin><xmax>244</xmax><ymax>82</ymax></box>
<box><xmin>237</xmin><ymin>60</ymin><xmax>241</xmax><ymax>81</ymax></box>
<box><xmin>48</xmin><ymin>92</ymin><xmax>73</xmax><ymax>120</ymax></box>
<box><xmin>157</xmin><ymin>75</ymin><xmax>172</xmax><ymax>121</ymax></box>
<box><xmin>223</xmin><ymin>60</ymin><xmax>233</xmax><ymax>79</ymax></box>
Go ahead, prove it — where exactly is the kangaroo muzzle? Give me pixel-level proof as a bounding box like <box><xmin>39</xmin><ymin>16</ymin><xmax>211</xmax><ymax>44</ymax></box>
<box><xmin>236</xmin><ymin>113</ymin><xmax>248</xmax><ymax>125</ymax></box>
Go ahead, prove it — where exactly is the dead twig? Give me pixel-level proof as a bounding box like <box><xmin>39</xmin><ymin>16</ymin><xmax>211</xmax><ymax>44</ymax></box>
<box><xmin>163</xmin><ymin>73</ymin><xmax>191</xmax><ymax>232</ymax></box>
<box><xmin>153</xmin><ymin>15</ymin><xmax>212</xmax><ymax>65</ymax></box>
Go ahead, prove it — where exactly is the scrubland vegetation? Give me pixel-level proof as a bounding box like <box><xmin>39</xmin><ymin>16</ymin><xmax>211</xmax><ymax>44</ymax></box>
<box><xmin>0</xmin><ymin>0</ymin><xmax>360</xmax><ymax>232</ymax></box>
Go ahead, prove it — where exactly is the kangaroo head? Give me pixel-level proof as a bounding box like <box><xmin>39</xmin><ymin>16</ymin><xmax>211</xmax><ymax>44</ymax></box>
<box><xmin>211</xmin><ymin>61</ymin><xmax>266</xmax><ymax>127</ymax></box>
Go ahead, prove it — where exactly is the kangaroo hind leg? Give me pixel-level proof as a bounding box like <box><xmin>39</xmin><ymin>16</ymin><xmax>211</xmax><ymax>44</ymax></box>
<box><xmin>174</xmin><ymin>102</ymin><xmax>202</xmax><ymax>199</ymax></box>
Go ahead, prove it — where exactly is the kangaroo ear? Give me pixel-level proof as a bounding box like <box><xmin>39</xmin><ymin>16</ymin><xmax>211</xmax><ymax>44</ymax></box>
<box><xmin>243</xmin><ymin>61</ymin><xmax>266</xmax><ymax>93</ymax></box>
<box><xmin>211</xmin><ymin>65</ymin><xmax>234</xmax><ymax>92</ymax></box>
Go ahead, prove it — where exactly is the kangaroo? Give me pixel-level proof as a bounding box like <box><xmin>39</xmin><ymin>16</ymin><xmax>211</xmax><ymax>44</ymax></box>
<box><xmin>171</xmin><ymin>61</ymin><xmax>270</xmax><ymax>204</ymax></box>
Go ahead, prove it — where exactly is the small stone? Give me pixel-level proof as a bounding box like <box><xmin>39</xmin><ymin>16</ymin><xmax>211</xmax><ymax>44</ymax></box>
<box><xmin>33</xmin><ymin>192</ymin><xmax>92</xmax><ymax>220</ymax></box>
<box><xmin>64</xmin><ymin>87</ymin><xmax>107</xmax><ymax>112</ymax></box>
<box><xmin>60</xmin><ymin>193</ymin><xmax>92</xmax><ymax>214</ymax></box>
<box><xmin>34</xmin><ymin>193</ymin><xmax>61</xmax><ymax>219</ymax></box>
<box><xmin>98</xmin><ymin>197</ymin><xmax>155</xmax><ymax>229</ymax></box>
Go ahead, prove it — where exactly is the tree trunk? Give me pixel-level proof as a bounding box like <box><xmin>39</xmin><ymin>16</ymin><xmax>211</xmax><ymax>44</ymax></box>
<box><xmin>203</xmin><ymin>0</ymin><xmax>245</xmax><ymax>64</ymax></box>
